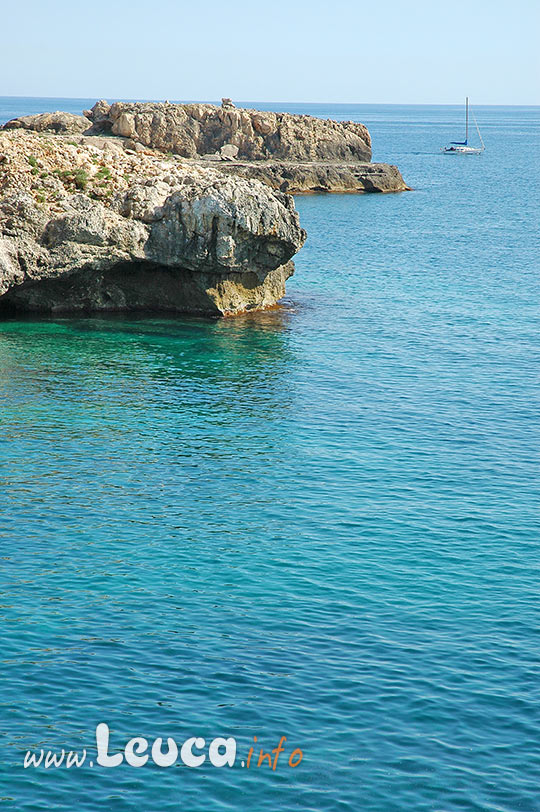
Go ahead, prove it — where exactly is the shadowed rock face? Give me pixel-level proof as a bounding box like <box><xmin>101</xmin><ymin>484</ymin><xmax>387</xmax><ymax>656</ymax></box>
<box><xmin>0</xmin><ymin>130</ymin><xmax>305</xmax><ymax>316</ymax></box>
<box><xmin>203</xmin><ymin>159</ymin><xmax>410</xmax><ymax>194</ymax></box>
<box><xmin>84</xmin><ymin>100</ymin><xmax>373</xmax><ymax>163</ymax></box>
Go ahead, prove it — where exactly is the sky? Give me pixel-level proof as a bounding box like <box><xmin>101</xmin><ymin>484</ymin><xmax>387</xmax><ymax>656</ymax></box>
<box><xmin>1</xmin><ymin>0</ymin><xmax>539</xmax><ymax>104</ymax></box>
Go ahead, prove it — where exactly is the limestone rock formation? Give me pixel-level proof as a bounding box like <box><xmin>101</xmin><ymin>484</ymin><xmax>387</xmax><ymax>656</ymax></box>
<box><xmin>220</xmin><ymin>143</ymin><xmax>240</xmax><ymax>161</ymax></box>
<box><xmin>83</xmin><ymin>100</ymin><xmax>373</xmax><ymax>162</ymax></box>
<box><xmin>83</xmin><ymin>99</ymin><xmax>112</xmax><ymax>132</ymax></box>
<box><xmin>4</xmin><ymin>100</ymin><xmax>410</xmax><ymax>194</ymax></box>
<box><xmin>0</xmin><ymin>130</ymin><xmax>305</xmax><ymax>316</ymax></box>
<box><xmin>202</xmin><ymin>159</ymin><xmax>410</xmax><ymax>194</ymax></box>
<box><xmin>3</xmin><ymin>111</ymin><xmax>91</xmax><ymax>135</ymax></box>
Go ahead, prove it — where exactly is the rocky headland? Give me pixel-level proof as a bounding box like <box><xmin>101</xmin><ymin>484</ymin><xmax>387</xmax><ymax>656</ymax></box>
<box><xmin>0</xmin><ymin>130</ymin><xmax>305</xmax><ymax>316</ymax></box>
<box><xmin>90</xmin><ymin>99</ymin><xmax>373</xmax><ymax>162</ymax></box>
<box><xmin>0</xmin><ymin>100</ymin><xmax>407</xmax><ymax>317</ymax></box>
<box><xmin>3</xmin><ymin>100</ymin><xmax>409</xmax><ymax>195</ymax></box>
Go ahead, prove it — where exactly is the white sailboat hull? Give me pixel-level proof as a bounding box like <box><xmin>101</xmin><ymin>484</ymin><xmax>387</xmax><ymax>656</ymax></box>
<box><xmin>442</xmin><ymin>145</ymin><xmax>483</xmax><ymax>155</ymax></box>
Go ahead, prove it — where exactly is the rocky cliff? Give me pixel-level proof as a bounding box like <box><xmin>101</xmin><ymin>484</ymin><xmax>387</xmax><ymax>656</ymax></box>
<box><xmin>198</xmin><ymin>158</ymin><xmax>409</xmax><ymax>194</ymax></box>
<box><xmin>0</xmin><ymin>130</ymin><xmax>305</xmax><ymax>316</ymax></box>
<box><xmin>83</xmin><ymin>100</ymin><xmax>373</xmax><ymax>163</ymax></box>
<box><xmin>3</xmin><ymin>100</ymin><xmax>409</xmax><ymax>194</ymax></box>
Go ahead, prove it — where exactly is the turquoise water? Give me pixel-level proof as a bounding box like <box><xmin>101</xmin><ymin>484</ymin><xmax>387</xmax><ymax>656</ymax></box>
<box><xmin>1</xmin><ymin>99</ymin><xmax>540</xmax><ymax>811</ymax></box>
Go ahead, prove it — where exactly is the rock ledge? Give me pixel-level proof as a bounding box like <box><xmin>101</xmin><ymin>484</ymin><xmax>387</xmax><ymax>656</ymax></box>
<box><xmin>4</xmin><ymin>100</ymin><xmax>409</xmax><ymax>194</ymax></box>
<box><xmin>0</xmin><ymin>130</ymin><xmax>305</xmax><ymax>317</ymax></box>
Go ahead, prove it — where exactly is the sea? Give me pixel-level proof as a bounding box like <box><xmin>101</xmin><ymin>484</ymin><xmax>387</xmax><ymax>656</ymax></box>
<box><xmin>1</xmin><ymin>98</ymin><xmax>539</xmax><ymax>812</ymax></box>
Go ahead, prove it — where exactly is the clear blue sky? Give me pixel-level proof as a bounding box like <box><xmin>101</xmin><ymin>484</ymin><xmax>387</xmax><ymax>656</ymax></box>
<box><xmin>2</xmin><ymin>0</ymin><xmax>538</xmax><ymax>104</ymax></box>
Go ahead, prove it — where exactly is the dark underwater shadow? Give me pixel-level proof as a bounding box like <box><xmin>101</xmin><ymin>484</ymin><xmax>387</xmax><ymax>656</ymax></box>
<box><xmin>0</xmin><ymin>304</ymin><xmax>300</xmax><ymax>423</ymax></box>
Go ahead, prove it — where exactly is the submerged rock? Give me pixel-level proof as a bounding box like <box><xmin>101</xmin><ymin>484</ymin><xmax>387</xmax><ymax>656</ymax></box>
<box><xmin>0</xmin><ymin>130</ymin><xmax>305</xmax><ymax>316</ymax></box>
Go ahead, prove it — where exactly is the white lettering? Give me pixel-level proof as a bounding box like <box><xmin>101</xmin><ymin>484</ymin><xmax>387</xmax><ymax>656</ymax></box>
<box><xmin>125</xmin><ymin>737</ymin><xmax>149</xmax><ymax>768</ymax></box>
<box><xmin>66</xmin><ymin>749</ymin><xmax>87</xmax><ymax>768</ymax></box>
<box><xmin>208</xmin><ymin>737</ymin><xmax>236</xmax><ymax>767</ymax></box>
<box><xmin>23</xmin><ymin>750</ymin><xmax>44</xmax><ymax>768</ymax></box>
<box><xmin>96</xmin><ymin>723</ymin><xmax>123</xmax><ymax>767</ymax></box>
<box><xmin>151</xmin><ymin>737</ymin><xmax>178</xmax><ymax>767</ymax></box>
<box><xmin>180</xmin><ymin>737</ymin><xmax>206</xmax><ymax>767</ymax></box>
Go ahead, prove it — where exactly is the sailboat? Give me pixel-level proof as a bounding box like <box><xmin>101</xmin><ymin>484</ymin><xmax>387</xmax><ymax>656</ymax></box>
<box><xmin>443</xmin><ymin>97</ymin><xmax>485</xmax><ymax>154</ymax></box>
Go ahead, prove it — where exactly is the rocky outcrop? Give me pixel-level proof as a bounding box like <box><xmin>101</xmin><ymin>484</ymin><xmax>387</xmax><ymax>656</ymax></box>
<box><xmin>83</xmin><ymin>100</ymin><xmax>373</xmax><ymax>163</ymax></box>
<box><xmin>3</xmin><ymin>111</ymin><xmax>91</xmax><ymax>135</ymax></box>
<box><xmin>198</xmin><ymin>159</ymin><xmax>410</xmax><ymax>194</ymax></box>
<box><xmin>0</xmin><ymin>130</ymin><xmax>305</xmax><ymax>316</ymax></box>
<box><xmin>3</xmin><ymin>100</ymin><xmax>409</xmax><ymax>194</ymax></box>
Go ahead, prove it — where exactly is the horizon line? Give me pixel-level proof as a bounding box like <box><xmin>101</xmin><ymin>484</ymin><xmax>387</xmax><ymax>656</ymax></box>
<box><xmin>1</xmin><ymin>95</ymin><xmax>539</xmax><ymax>108</ymax></box>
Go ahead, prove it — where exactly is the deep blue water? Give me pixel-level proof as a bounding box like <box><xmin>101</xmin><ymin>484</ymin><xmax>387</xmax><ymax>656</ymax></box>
<box><xmin>1</xmin><ymin>98</ymin><xmax>539</xmax><ymax>811</ymax></box>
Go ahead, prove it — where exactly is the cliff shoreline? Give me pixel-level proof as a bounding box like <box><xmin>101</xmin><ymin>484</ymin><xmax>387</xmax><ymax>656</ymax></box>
<box><xmin>3</xmin><ymin>100</ymin><xmax>409</xmax><ymax>195</ymax></box>
<box><xmin>0</xmin><ymin>130</ymin><xmax>305</xmax><ymax>317</ymax></box>
<box><xmin>0</xmin><ymin>100</ymin><xmax>408</xmax><ymax>317</ymax></box>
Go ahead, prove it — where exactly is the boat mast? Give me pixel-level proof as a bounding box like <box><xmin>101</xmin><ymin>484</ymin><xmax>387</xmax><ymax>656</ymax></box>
<box><xmin>465</xmin><ymin>96</ymin><xmax>469</xmax><ymax>144</ymax></box>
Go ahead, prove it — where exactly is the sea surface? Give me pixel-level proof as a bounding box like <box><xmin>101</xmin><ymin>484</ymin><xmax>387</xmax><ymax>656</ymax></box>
<box><xmin>1</xmin><ymin>98</ymin><xmax>539</xmax><ymax>811</ymax></box>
